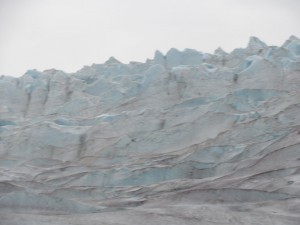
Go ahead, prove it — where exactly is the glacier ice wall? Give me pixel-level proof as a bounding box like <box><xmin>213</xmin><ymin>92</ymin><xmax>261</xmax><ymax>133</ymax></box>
<box><xmin>1</xmin><ymin>36</ymin><xmax>300</xmax><ymax>225</ymax></box>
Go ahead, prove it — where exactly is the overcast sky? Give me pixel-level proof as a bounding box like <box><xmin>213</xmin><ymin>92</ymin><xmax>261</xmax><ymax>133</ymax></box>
<box><xmin>0</xmin><ymin>0</ymin><xmax>300</xmax><ymax>77</ymax></box>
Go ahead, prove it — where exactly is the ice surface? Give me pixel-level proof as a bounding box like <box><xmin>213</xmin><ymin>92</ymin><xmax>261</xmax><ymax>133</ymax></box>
<box><xmin>1</xmin><ymin>36</ymin><xmax>300</xmax><ymax>224</ymax></box>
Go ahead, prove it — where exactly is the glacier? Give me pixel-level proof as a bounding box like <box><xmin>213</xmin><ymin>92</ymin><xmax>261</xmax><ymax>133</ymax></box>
<box><xmin>0</xmin><ymin>36</ymin><xmax>300</xmax><ymax>224</ymax></box>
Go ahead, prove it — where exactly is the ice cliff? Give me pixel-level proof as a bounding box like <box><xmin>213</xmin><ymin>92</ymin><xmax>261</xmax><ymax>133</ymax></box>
<box><xmin>1</xmin><ymin>36</ymin><xmax>300</xmax><ymax>225</ymax></box>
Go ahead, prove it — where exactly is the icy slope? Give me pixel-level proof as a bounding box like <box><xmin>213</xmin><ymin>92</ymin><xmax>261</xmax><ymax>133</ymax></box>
<box><xmin>1</xmin><ymin>36</ymin><xmax>300</xmax><ymax>224</ymax></box>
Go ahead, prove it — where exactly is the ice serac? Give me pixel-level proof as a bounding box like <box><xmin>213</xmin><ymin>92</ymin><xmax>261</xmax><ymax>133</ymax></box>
<box><xmin>247</xmin><ymin>36</ymin><xmax>267</xmax><ymax>52</ymax></box>
<box><xmin>1</xmin><ymin>37</ymin><xmax>300</xmax><ymax>225</ymax></box>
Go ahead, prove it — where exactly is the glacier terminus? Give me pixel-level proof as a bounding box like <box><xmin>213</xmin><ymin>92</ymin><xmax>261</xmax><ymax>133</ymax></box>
<box><xmin>1</xmin><ymin>36</ymin><xmax>300</xmax><ymax>224</ymax></box>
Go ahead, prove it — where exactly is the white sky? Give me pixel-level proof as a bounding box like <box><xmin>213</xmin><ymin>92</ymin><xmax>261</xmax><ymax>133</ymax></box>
<box><xmin>0</xmin><ymin>0</ymin><xmax>300</xmax><ymax>77</ymax></box>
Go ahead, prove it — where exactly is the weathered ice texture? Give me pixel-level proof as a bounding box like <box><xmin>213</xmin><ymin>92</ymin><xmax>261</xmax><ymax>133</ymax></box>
<box><xmin>1</xmin><ymin>36</ymin><xmax>300</xmax><ymax>224</ymax></box>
